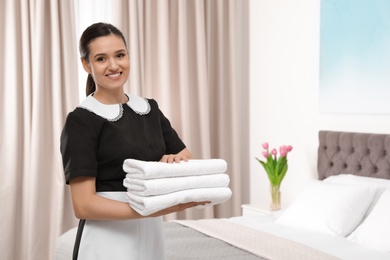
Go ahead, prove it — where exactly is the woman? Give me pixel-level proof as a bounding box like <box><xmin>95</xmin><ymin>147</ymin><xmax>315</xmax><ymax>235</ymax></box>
<box><xmin>60</xmin><ymin>22</ymin><xmax>206</xmax><ymax>260</ymax></box>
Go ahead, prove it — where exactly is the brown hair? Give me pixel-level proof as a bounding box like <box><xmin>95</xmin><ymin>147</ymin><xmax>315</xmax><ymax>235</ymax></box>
<box><xmin>79</xmin><ymin>23</ymin><xmax>127</xmax><ymax>96</ymax></box>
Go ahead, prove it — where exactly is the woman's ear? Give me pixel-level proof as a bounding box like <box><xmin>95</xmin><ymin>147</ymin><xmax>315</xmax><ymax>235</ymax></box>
<box><xmin>81</xmin><ymin>58</ymin><xmax>92</xmax><ymax>74</ymax></box>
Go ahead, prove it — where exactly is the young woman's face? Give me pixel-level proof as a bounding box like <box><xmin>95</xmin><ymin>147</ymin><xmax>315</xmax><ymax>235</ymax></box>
<box><xmin>82</xmin><ymin>34</ymin><xmax>130</xmax><ymax>92</ymax></box>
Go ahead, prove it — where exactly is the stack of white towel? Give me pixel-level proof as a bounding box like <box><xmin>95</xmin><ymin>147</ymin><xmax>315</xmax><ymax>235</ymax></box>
<box><xmin>122</xmin><ymin>159</ymin><xmax>232</xmax><ymax>216</ymax></box>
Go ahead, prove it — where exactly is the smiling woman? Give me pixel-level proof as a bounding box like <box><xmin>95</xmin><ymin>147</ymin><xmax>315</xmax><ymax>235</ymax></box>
<box><xmin>60</xmin><ymin>22</ymin><xmax>204</xmax><ymax>260</ymax></box>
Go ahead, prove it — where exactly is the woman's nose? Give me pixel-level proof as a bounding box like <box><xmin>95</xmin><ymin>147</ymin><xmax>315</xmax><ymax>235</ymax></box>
<box><xmin>108</xmin><ymin>58</ymin><xmax>119</xmax><ymax>70</ymax></box>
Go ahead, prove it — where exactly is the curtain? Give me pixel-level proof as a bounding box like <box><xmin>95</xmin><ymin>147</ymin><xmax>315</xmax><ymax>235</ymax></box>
<box><xmin>0</xmin><ymin>0</ymin><xmax>79</xmax><ymax>259</ymax></box>
<box><xmin>112</xmin><ymin>0</ymin><xmax>250</xmax><ymax>219</ymax></box>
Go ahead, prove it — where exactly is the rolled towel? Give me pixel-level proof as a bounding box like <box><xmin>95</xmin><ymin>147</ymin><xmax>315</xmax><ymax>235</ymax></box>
<box><xmin>123</xmin><ymin>159</ymin><xmax>228</xmax><ymax>180</ymax></box>
<box><xmin>124</xmin><ymin>173</ymin><xmax>230</xmax><ymax>196</ymax></box>
<box><xmin>126</xmin><ymin>187</ymin><xmax>232</xmax><ymax>216</ymax></box>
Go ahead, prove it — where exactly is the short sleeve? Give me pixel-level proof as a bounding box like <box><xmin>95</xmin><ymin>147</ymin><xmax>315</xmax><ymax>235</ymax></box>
<box><xmin>153</xmin><ymin>100</ymin><xmax>186</xmax><ymax>154</ymax></box>
<box><xmin>60</xmin><ymin>109</ymin><xmax>102</xmax><ymax>184</ymax></box>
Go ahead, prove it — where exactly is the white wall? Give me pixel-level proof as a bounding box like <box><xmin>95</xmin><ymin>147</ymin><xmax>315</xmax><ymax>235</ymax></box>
<box><xmin>249</xmin><ymin>0</ymin><xmax>390</xmax><ymax>210</ymax></box>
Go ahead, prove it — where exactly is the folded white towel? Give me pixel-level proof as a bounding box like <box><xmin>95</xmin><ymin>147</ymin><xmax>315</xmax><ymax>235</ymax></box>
<box><xmin>123</xmin><ymin>159</ymin><xmax>227</xmax><ymax>180</ymax></box>
<box><xmin>126</xmin><ymin>187</ymin><xmax>232</xmax><ymax>216</ymax></box>
<box><xmin>124</xmin><ymin>173</ymin><xmax>230</xmax><ymax>196</ymax></box>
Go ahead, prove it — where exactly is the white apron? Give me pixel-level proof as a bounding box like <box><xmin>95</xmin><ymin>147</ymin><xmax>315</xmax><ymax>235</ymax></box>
<box><xmin>76</xmin><ymin>192</ymin><xmax>165</xmax><ymax>260</ymax></box>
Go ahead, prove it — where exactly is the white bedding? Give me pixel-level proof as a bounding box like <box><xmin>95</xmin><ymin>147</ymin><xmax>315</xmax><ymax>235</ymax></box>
<box><xmin>227</xmin><ymin>213</ymin><xmax>390</xmax><ymax>260</ymax></box>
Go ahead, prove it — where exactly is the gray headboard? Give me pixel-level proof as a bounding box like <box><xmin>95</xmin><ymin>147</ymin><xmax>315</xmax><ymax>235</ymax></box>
<box><xmin>318</xmin><ymin>131</ymin><xmax>390</xmax><ymax>180</ymax></box>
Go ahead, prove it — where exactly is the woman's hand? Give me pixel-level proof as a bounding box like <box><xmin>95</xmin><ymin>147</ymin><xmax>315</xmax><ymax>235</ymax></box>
<box><xmin>159</xmin><ymin>153</ymin><xmax>188</xmax><ymax>163</ymax></box>
<box><xmin>160</xmin><ymin>147</ymin><xmax>193</xmax><ymax>163</ymax></box>
<box><xmin>149</xmin><ymin>201</ymin><xmax>211</xmax><ymax>217</ymax></box>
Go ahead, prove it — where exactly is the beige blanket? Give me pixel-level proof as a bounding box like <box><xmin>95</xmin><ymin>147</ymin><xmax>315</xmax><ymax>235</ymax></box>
<box><xmin>174</xmin><ymin>219</ymin><xmax>339</xmax><ymax>260</ymax></box>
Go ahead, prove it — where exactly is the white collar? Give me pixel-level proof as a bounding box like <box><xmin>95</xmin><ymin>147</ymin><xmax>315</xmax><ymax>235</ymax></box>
<box><xmin>78</xmin><ymin>93</ymin><xmax>151</xmax><ymax>121</ymax></box>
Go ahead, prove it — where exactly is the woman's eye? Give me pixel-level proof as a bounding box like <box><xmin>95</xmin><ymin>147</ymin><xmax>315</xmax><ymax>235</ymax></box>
<box><xmin>117</xmin><ymin>53</ymin><xmax>126</xmax><ymax>58</ymax></box>
<box><xmin>96</xmin><ymin>57</ymin><xmax>105</xmax><ymax>62</ymax></box>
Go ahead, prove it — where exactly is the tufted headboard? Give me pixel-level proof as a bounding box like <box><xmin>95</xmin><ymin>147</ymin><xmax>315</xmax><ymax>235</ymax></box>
<box><xmin>317</xmin><ymin>131</ymin><xmax>390</xmax><ymax>180</ymax></box>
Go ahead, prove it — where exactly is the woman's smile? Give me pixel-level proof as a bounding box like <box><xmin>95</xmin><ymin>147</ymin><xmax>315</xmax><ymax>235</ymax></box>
<box><xmin>106</xmin><ymin>72</ymin><xmax>122</xmax><ymax>79</ymax></box>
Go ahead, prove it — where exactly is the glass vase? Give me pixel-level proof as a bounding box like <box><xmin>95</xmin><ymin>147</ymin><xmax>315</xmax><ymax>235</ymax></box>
<box><xmin>270</xmin><ymin>184</ymin><xmax>281</xmax><ymax>211</ymax></box>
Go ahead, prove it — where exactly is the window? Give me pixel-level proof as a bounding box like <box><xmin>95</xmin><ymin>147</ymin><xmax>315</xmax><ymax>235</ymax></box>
<box><xmin>75</xmin><ymin>0</ymin><xmax>113</xmax><ymax>102</ymax></box>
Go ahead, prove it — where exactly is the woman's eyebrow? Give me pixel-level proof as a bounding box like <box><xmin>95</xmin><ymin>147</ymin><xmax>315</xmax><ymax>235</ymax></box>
<box><xmin>93</xmin><ymin>52</ymin><xmax>105</xmax><ymax>59</ymax></box>
<box><xmin>116</xmin><ymin>49</ymin><xmax>127</xmax><ymax>53</ymax></box>
<box><xmin>93</xmin><ymin>49</ymin><xmax>126</xmax><ymax>59</ymax></box>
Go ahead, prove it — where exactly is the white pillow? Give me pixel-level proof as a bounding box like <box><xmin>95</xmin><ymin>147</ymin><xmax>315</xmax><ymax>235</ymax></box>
<box><xmin>324</xmin><ymin>174</ymin><xmax>390</xmax><ymax>216</ymax></box>
<box><xmin>348</xmin><ymin>189</ymin><xmax>390</xmax><ymax>252</ymax></box>
<box><xmin>275</xmin><ymin>180</ymin><xmax>376</xmax><ymax>237</ymax></box>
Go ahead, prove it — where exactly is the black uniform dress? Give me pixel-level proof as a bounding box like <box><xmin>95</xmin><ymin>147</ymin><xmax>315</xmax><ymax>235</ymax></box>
<box><xmin>60</xmin><ymin>93</ymin><xmax>185</xmax><ymax>260</ymax></box>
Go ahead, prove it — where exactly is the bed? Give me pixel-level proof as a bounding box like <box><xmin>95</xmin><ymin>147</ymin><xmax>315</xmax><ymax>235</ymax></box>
<box><xmin>55</xmin><ymin>130</ymin><xmax>390</xmax><ymax>260</ymax></box>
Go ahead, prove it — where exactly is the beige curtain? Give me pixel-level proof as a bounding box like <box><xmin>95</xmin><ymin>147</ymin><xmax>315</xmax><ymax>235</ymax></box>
<box><xmin>0</xmin><ymin>0</ymin><xmax>79</xmax><ymax>259</ymax></box>
<box><xmin>112</xmin><ymin>0</ymin><xmax>250</xmax><ymax>219</ymax></box>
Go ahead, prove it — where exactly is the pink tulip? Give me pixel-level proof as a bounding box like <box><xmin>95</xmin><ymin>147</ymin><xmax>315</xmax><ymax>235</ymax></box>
<box><xmin>271</xmin><ymin>148</ymin><xmax>277</xmax><ymax>156</ymax></box>
<box><xmin>262</xmin><ymin>142</ymin><xmax>269</xmax><ymax>149</ymax></box>
<box><xmin>287</xmin><ymin>145</ymin><xmax>293</xmax><ymax>152</ymax></box>
<box><xmin>262</xmin><ymin>151</ymin><xmax>269</xmax><ymax>158</ymax></box>
<box><xmin>279</xmin><ymin>146</ymin><xmax>287</xmax><ymax>157</ymax></box>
